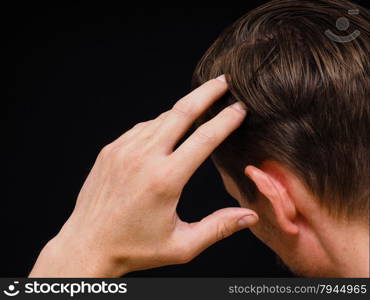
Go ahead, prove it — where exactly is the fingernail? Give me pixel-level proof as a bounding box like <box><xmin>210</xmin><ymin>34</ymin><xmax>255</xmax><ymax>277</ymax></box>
<box><xmin>231</xmin><ymin>101</ymin><xmax>247</xmax><ymax>112</ymax></box>
<box><xmin>238</xmin><ymin>215</ymin><xmax>258</xmax><ymax>228</ymax></box>
<box><xmin>216</xmin><ymin>74</ymin><xmax>226</xmax><ymax>82</ymax></box>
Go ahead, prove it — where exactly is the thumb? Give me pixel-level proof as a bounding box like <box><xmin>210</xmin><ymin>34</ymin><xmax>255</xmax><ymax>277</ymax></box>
<box><xmin>186</xmin><ymin>207</ymin><xmax>259</xmax><ymax>257</ymax></box>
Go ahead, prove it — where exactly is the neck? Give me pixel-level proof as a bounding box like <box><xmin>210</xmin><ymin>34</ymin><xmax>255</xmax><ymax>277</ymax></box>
<box><xmin>315</xmin><ymin>216</ymin><xmax>369</xmax><ymax>277</ymax></box>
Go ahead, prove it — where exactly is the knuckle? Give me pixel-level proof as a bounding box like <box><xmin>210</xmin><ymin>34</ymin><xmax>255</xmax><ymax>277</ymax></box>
<box><xmin>157</xmin><ymin>110</ymin><xmax>170</xmax><ymax>121</ymax></box>
<box><xmin>132</xmin><ymin>122</ymin><xmax>147</xmax><ymax>131</ymax></box>
<box><xmin>116</xmin><ymin>123</ymin><xmax>147</xmax><ymax>144</ymax></box>
<box><xmin>172</xmin><ymin>98</ymin><xmax>194</xmax><ymax>117</ymax></box>
<box><xmin>98</xmin><ymin>143</ymin><xmax>115</xmax><ymax>159</ymax></box>
<box><xmin>194</xmin><ymin>126</ymin><xmax>217</xmax><ymax>143</ymax></box>
<box><xmin>216</xmin><ymin>221</ymin><xmax>232</xmax><ymax>242</ymax></box>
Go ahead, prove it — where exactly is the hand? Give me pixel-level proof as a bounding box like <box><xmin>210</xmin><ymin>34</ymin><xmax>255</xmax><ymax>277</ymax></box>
<box><xmin>29</xmin><ymin>75</ymin><xmax>258</xmax><ymax>277</ymax></box>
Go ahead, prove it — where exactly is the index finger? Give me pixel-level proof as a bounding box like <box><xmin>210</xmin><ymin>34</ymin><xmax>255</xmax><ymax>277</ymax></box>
<box><xmin>155</xmin><ymin>75</ymin><xmax>228</xmax><ymax>152</ymax></box>
<box><xmin>168</xmin><ymin>100</ymin><xmax>247</xmax><ymax>185</ymax></box>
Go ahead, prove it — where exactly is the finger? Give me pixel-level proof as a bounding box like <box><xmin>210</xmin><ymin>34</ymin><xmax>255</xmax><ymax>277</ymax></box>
<box><xmin>134</xmin><ymin>110</ymin><xmax>171</xmax><ymax>140</ymax></box>
<box><xmin>115</xmin><ymin>110</ymin><xmax>171</xmax><ymax>144</ymax></box>
<box><xmin>182</xmin><ymin>208</ymin><xmax>258</xmax><ymax>259</ymax></box>
<box><xmin>155</xmin><ymin>75</ymin><xmax>228</xmax><ymax>152</ymax></box>
<box><xmin>113</xmin><ymin>121</ymin><xmax>151</xmax><ymax>145</ymax></box>
<box><xmin>132</xmin><ymin>110</ymin><xmax>171</xmax><ymax>137</ymax></box>
<box><xmin>168</xmin><ymin>101</ymin><xmax>247</xmax><ymax>184</ymax></box>
<box><xmin>156</xmin><ymin>110</ymin><xmax>171</xmax><ymax>121</ymax></box>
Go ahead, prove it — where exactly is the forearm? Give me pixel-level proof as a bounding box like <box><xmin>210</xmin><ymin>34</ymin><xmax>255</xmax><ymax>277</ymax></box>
<box><xmin>29</xmin><ymin>235</ymin><xmax>129</xmax><ymax>278</ymax></box>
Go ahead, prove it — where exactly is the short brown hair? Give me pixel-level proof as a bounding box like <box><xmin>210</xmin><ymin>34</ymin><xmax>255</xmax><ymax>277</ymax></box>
<box><xmin>192</xmin><ymin>0</ymin><xmax>369</xmax><ymax>220</ymax></box>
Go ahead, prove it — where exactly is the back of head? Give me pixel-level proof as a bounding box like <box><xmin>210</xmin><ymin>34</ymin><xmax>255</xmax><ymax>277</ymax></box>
<box><xmin>193</xmin><ymin>0</ymin><xmax>369</xmax><ymax>220</ymax></box>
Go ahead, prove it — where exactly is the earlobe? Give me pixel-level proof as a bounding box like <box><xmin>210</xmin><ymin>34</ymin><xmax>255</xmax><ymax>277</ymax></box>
<box><xmin>245</xmin><ymin>165</ymin><xmax>299</xmax><ymax>235</ymax></box>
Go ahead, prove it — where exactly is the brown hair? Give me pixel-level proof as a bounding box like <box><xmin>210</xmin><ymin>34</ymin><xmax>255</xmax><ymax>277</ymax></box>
<box><xmin>192</xmin><ymin>0</ymin><xmax>369</xmax><ymax>220</ymax></box>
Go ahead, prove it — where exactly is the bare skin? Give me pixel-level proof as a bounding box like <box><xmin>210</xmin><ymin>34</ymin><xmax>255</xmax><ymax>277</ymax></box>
<box><xmin>219</xmin><ymin>163</ymin><xmax>369</xmax><ymax>277</ymax></box>
<box><xmin>29</xmin><ymin>75</ymin><xmax>259</xmax><ymax>277</ymax></box>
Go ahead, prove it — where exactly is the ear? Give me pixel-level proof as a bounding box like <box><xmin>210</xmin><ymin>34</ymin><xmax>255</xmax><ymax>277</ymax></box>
<box><xmin>245</xmin><ymin>163</ymin><xmax>299</xmax><ymax>235</ymax></box>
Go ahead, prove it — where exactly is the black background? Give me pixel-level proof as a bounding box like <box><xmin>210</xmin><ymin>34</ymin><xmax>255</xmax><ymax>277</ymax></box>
<box><xmin>4</xmin><ymin>0</ymin><xmax>368</xmax><ymax>277</ymax></box>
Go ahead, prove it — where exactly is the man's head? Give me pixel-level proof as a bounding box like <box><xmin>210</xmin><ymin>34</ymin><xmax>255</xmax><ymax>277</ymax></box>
<box><xmin>193</xmin><ymin>0</ymin><xmax>369</xmax><ymax>276</ymax></box>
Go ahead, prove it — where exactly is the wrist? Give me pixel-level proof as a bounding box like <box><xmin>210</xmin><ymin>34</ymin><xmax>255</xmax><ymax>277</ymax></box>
<box><xmin>29</xmin><ymin>232</ymin><xmax>130</xmax><ymax>277</ymax></box>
